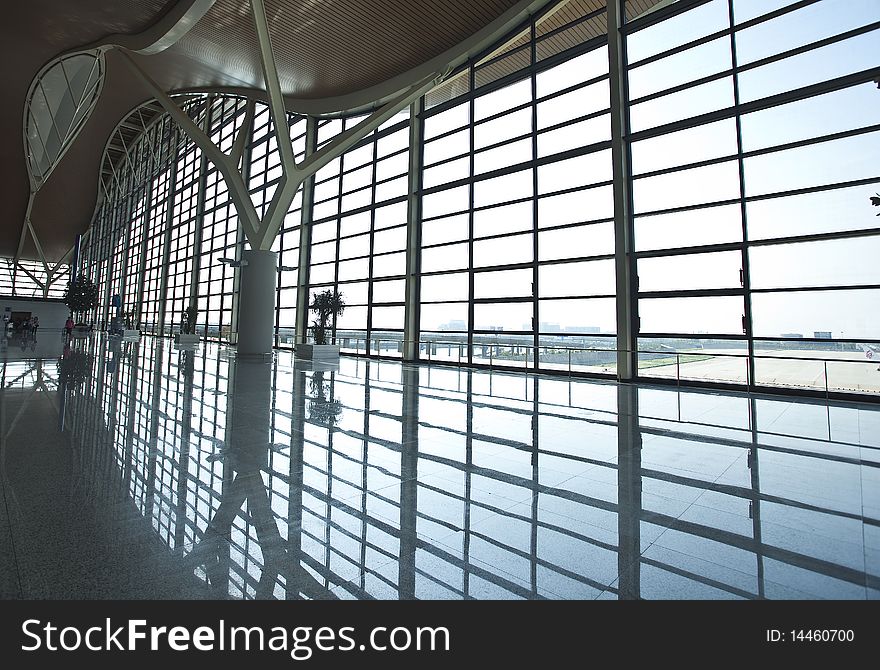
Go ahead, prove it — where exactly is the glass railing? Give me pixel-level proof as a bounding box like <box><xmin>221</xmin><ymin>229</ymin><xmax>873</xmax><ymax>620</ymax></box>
<box><xmin>419</xmin><ymin>339</ymin><xmax>880</xmax><ymax>396</ymax></box>
<box><xmin>207</xmin><ymin>329</ymin><xmax>880</xmax><ymax>396</ymax></box>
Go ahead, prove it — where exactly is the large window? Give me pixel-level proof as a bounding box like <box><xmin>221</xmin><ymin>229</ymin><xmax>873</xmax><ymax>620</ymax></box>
<box><xmin>627</xmin><ymin>0</ymin><xmax>880</xmax><ymax>393</ymax></box>
<box><xmin>164</xmin><ymin>112</ymin><xmax>203</xmax><ymax>335</ymax></box>
<box><xmin>83</xmin><ymin>96</ymin><xmax>307</xmax><ymax>344</ymax></box>
<box><xmin>78</xmin><ymin>0</ymin><xmax>880</xmax><ymax>397</ymax></box>
<box><xmin>0</xmin><ymin>259</ymin><xmax>69</xmax><ymax>299</ymax></box>
<box><xmin>308</xmin><ymin>111</ymin><xmax>410</xmax><ymax>356</ymax></box>
<box><xmin>419</xmin><ymin>14</ymin><xmax>617</xmax><ymax>373</ymax></box>
<box><xmin>141</xmin><ymin>119</ymin><xmax>175</xmax><ymax>334</ymax></box>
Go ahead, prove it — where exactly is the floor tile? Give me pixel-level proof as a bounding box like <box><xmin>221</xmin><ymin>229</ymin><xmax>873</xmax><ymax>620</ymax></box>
<box><xmin>0</xmin><ymin>337</ymin><xmax>876</xmax><ymax>600</ymax></box>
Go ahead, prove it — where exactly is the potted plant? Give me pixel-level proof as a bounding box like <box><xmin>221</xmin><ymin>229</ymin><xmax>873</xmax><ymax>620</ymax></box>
<box><xmin>175</xmin><ymin>304</ymin><xmax>200</xmax><ymax>345</ymax></box>
<box><xmin>63</xmin><ymin>275</ymin><xmax>99</xmax><ymax>337</ymax></box>
<box><xmin>296</xmin><ymin>289</ymin><xmax>345</xmax><ymax>361</ymax></box>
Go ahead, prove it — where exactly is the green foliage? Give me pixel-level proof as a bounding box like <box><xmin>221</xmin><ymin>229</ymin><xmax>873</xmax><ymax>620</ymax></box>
<box><xmin>63</xmin><ymin>276</ymin><xmax>99</xmax><ymax>315</ymax></box>
<box><xmin>309</xmin><ymin>289</ymin><xmax>345</xmax><ymax>345</ymax></box>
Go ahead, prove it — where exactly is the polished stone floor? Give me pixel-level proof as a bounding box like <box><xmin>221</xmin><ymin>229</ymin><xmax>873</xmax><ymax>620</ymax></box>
<box><xmin>0</xmin><ymin>333</ymin><xmax>878</xmax><ymax>600</ymax></box>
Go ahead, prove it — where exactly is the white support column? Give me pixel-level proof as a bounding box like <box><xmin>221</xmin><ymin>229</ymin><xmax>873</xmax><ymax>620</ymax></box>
<box><xmin>14</xmin><ymin>195</ymin><xmax>35</xmax><ymax>266</ymax></box>
<box><xmin>403</xmin><ymin>100</ymin><xmax>424</xmax><ymax>361</ymax></box>
<box><xmin>249</xmin><ymin>0</ymin><xmax>446</xmax><ymax>252</ymax></box>
<box><xmin>42</xmin><ymin>265</ymin><xmax>54</xmax><ymax>298</ymax></box>
<box><xmin>229</xmin><ymin>99</ymin><xmax>255</xmax><ymax>168</ymax></box>
<box><xmin>43</xmin><ymin>245</ymin><xmax>73</xmax><ymax>295</ymax></box>
<box><xmin>237</xmin><ymin>249</ymin><xmax>278</xmax><ymax>359</ymax></box>
<box><xmin>25</xmin><ymin>219</ymin><xmax>52</xmax><ymax>278</ymax></box>
<box><xmin>120</xmin><ymin>47</ymin><xmax>438</xmax><ymax>253</ymax></box>
<box><xmin>608</xmin><ymin>0</ymin><xmax>637</xmax><ymax>381</ymax></box>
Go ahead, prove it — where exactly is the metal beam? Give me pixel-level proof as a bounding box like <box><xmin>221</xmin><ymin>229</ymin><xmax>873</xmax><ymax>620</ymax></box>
<box><xmin>16</xmin><ymin>263</ymin><xmax>44</xmax><ymax>288</ymax></box>
<box><xmin>25</xmin><ymin>218</ymin><xmax>51</xmax><ymax>276</ymax></box>
<box><xmin>156</xmin><ymin>125</ymin><xmax>180</xmax><ymax>335</ymax></box>
<box><xmin>14</xmin><ymin>194</ymin><xmax>38</xmax><ymax>266</ymax></box>
<box><xmin>51</xmin><ymin>243</ymin><xmax>76</xmax><ymax>272</ymax></box>
<box><xmin>229</xmin><ymin>98</ymin><xmax>255</xmax><ymax>167</ymax></box>
<box><xmin>403</xmin><ymin>99</ymin><xmax>424</xmax><ymax>361</ymax></box>
<box><xmin>118</xmin><ymin>49</ymin><xmax>262</xmax><ymax>246</ymax></box>
<box><xmin>253</xmin><ymin>70</ymin><xmax>444</xmax><ymax>251</ymax></box>
<box><xmin>250</xmin><ymin>0</ymin><xmax>295</xmax><ymax>171</ymax></box>
<box><xmin>608</xmin><ymin>0</ymin><xmax>637</xmax><ymax>381</ymax></box>
<box><xmin>115</xmin><ymin>1</ymin><xmax>446</xmax><ymax>257</ymax></box>
<box><xmin>294</xmin><ymin>117</ymin><xmax>317</xmax><ymax>345</ymax></box>
<box><xmin>188</xmin><ymin>97</ymin><xmax>213</xmax><ymax>337</ymax></box>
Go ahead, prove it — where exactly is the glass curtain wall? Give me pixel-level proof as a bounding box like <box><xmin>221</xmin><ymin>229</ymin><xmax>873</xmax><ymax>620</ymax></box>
<box><xmin>246</xmin><ymin>102</ymin><xmax>307</xmax><ymax>348</ymax></box>
<box><xmin>85</xmin><ymin>111</ymin><xmax>176</xmax><ymax>331</ymax></box>
<box><xmin>141</xmin><ymin>117</ymin><xmax>176</xmax><ymax>335</ymax></box>
<box><xmin>79</xmin><ymin>0</ymin><xmax>880</xmax><ymax>397</ymax></box>
<box><xmin>308</xmin><ymin>111</ymin><xmax>411</xmax><ymax>357</ymax></box>
<box><xmin>84</xmin><ymin>96</ymin><xmax>307</xmax><ymax>343</ymax></box>
<box><xmin>626</xmin><ymin>0</ymin><xmax>880</xmax><ymax>394</ymax></box>
<box><xmin>163</xmin><ymin>101</ymin><xmax>204</xmax><ymax>336</ymax></box>
<box><xmin>419</xmin><ymin>1</ymin><xmax>618</xmax><ymax>372</ymax></box>
<box><xmin>197</xmin><ymin>96</ymin><xmax>248</xmax><ymax>342</ymax></box>
<box><xmin>0</xmin><ymin>259</ymin><xmax>69</xmax><ymax>299</ymax></box>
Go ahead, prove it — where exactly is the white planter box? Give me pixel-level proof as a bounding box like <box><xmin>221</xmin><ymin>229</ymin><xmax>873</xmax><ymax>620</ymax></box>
<box><xmin>175</xmin><ymin>333</ymin><xmax>200</xmax><ymax>345</ymax></box>
<box><xmin>296</xmin><ymin>344</ymin><xmax>341</xmax><ymax>362</ymax></box>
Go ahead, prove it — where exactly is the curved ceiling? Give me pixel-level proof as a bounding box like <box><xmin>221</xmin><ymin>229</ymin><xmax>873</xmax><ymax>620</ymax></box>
<box><xmin>2</xmin><ymin>0</ymin><xmax>660</xmax><ymax>264</ymax></box>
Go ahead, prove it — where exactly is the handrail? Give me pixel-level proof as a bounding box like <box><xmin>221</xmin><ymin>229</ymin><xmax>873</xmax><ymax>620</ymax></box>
<box><xmin>371</xmin><ymin>337</ymin><xmax>875</xmax><ymax>366</ymax></box>
<box><xmin>277</xmin><ymin>332</ymin><xmax>879</xmax><ymax>393</ymax></box>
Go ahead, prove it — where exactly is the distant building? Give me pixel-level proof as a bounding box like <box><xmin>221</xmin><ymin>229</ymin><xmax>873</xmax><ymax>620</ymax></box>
<box><xmin>814</xmin><ymin>331</ymin><xmax>832</xmax><ymax>339</ymax></box>
<box><xmin>440</xmin><ymin>320</ymin><xmax>466</xmax><ymax>332</ymax></box>
<box><xmin>782</xmin><ymin>333</ymin><xmax>803</xmax><ymax>339</ymax></box>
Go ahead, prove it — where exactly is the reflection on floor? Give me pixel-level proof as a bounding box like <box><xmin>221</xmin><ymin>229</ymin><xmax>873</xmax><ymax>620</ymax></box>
<box><xmin>0</xmin><ymin>334</ymin><xmax>878</xmax><ymax>600</ymax></box>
